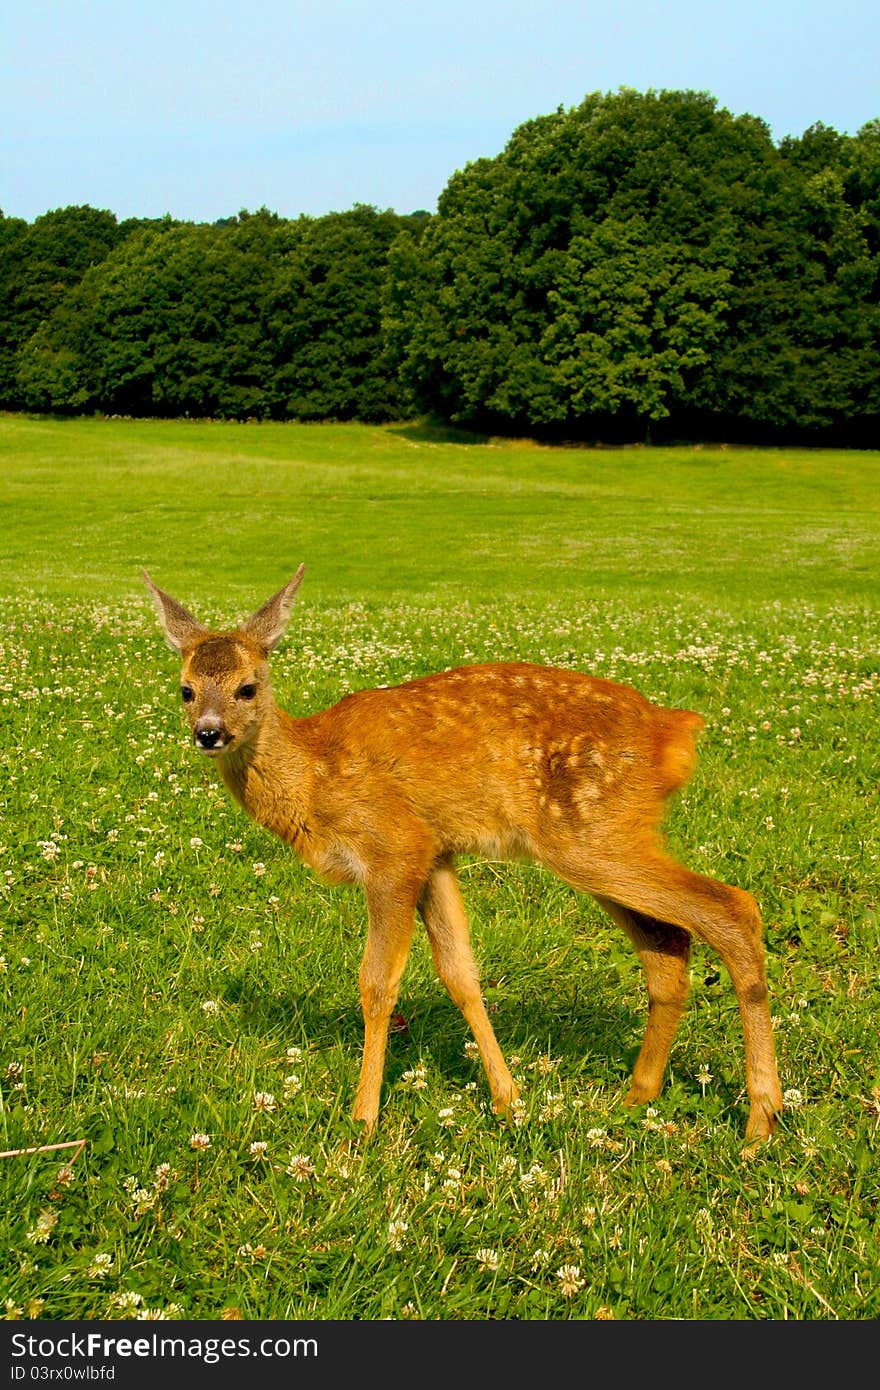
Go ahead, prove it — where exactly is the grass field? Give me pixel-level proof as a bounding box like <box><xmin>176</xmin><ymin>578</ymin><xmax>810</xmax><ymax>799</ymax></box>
<box><xmin>0</xmin><ymin>414</ymin><xmax>878</xmax><ymax>1321</ymax></box>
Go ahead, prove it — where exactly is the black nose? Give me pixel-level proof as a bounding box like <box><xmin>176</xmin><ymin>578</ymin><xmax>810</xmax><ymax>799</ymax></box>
<box><xmin>196</xmin><ymin>728</ymin><xmax>221</xmax><ymax>749</ymax></box>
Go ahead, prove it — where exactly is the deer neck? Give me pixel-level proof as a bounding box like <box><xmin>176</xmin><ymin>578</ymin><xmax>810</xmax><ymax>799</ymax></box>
<box><xmin>217</xmin><ymin>704</ymin><xmax>313</xmax><ymax>848</ymax></box>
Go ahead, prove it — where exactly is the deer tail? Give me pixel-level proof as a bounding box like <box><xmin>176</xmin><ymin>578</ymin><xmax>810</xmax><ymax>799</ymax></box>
<box><xmin>655</xmin><ymin>708</ymin><xmax>706</xmax><ymax>798</ymax></box>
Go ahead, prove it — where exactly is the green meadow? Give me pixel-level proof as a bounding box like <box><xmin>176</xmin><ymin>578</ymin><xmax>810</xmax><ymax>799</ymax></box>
<box><xmin>0</xmin><ymin>414</ymin><xmax>878</xmax><ymax>1321</ymax></box>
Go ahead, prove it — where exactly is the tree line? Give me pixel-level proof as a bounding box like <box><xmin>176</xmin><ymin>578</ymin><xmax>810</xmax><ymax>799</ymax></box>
<box><xmin>2</xmin><ymin>90</ymin><xmax>878</xmax><ymax>442</ymax></box>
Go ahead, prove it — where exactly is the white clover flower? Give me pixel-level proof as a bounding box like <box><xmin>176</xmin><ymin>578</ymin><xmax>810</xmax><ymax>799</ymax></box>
<box><xmin>539</xmin><ymin>1093</ymin><xmax>565</xmax><ymax>1121</ymax></box>
<box><xmin>26</xmin><ymin>1209</ymin><xmax>58</xmax><ymax>1244</ymax></box>
<box><xmin>111</xmin><ymin>1292</ymin><xmax>143</xmax><ymax>1311</ymax></box>
<box><xmin>88</xmin><ymin>1253</ymin><xmax>114</xmax><ymax>1279</ymax></box>
<box><xmin>519</xmin><ymin>1162</ymin><xmax>547</xmax><ymax>1190</ymax></box>
<box><xmin>510</xmin><ymin>1097</ymin><xmax>528</xmax><ymax>1127</ymax></box>
<box><xmin>253</xmin><ymin>1091</ymin><xmax>277</xmax><ymax>1113</ymax></box>
<box><xmin>127</xmin><ymin>1186</ymin><xmax>156</xmax><ymax>1216</ymax></box>
<box><xmin>475</xmin><ymin>1248</ymin><xmax>500</xmax><ymax>1272</ymax></box>
<box><xmin>189</xmin><ymin>1132</ymin><xmax>211</xmax><ymax>1151</ymax></box>
<box><xmin>388</xmin><ymin>1219</ymin><xmax>409</xmax><ymax>1251</ymax></box>
<box><xmin>286</xmin><ymin>1154</ymin><xmax>314</xmax><ymax>1181</ymax></box>
<box><xmin>153</xmin><ymin>1163</ymin><xmax>173</xmax><ymax>1191</ymax></box>
<box><xmin>556</xmin><ymin>1264</ymin><xmax>585</xmax><ymax>1298</ymax></box>
<box><xmin>402</xmin><ymin>1065</ymin><xmax>428</xmax><ymax>1090</ymax></box>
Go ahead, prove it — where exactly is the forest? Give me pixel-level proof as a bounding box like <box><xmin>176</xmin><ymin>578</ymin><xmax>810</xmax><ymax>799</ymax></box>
<box><xmin>2</xmin><ymin>89</ymin><xmax>878</xmax><ymax>442</ymax></box>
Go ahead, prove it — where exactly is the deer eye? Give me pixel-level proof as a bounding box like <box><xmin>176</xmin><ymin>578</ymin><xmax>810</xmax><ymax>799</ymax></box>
<box><xmin>181</xmin><ymin>685</ymin><xmax>195</xmax><ymax>704</ymax></box>
<box><xmin>236</xmin><ymin>682</ymin><xmax>257</xmax><ymax>701</ymax></box>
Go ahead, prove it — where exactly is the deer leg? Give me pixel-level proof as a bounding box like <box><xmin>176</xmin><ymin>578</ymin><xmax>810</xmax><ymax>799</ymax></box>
<box><xmin>419</xmin><ymin>859</ymin><xmax>519</xmax><ymax>1116</ymax></box>
<box><xmin>620</xmin><ymin>857</ymin><xmax>781</xmax><ymax>1141</ymax></box>
<box><xmin>554</xmin><ymin>848</ymin><xmax>782</xmax><ymax>1141</ymax></box>
<box><xmin>352</xmin><ymin>877</ymin><xmax>420</xmax><ymax>1133</ymax></box>
<box><xmin>595</xmin><ymin>896</ymin><xmax>691</xmax><ymax>1106</ymax></box>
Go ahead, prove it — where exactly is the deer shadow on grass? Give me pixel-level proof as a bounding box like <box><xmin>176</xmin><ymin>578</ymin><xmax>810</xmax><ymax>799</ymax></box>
<box><xmin>220</xmin><ymin>968</ymin><xmax>728</xmax><ymax>1112</ymax></box>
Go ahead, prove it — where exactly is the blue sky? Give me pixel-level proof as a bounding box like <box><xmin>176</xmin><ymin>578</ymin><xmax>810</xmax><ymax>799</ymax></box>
<box><xmin>2</xmin><ymin>0</ymin><xmax>878</xmax><ymax>223</ymax></box>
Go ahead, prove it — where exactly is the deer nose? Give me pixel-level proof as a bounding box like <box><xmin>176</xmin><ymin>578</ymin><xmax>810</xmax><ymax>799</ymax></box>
<box><xmin>195</xmin><ymin>726</ymin><xmax>223</xmax><ymax>749</ymax></box>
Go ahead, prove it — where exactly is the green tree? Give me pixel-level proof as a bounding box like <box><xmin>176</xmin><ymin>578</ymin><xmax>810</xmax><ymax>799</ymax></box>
<box><xmin>542</xmin><ymin>216</ymin><xmax>731</xmax><ymax>428</ymax></box>
<box><xmin>389</xmin><ymin>90</ymin><xmax>880</xmax><ymax>441</ymax></box>
<box><xmin>266</xmin><ymin>205</ymin><xmax>419</xmax><ymax>421</ymax></box>
<box><xmin>17</xmin><ymin>213</ymin><xmax>292</xmax><ymax>416</ymax></box>
<box><xmin>0</xmin><ymin>205</ymin><xmax>125</xmax><ymax>406</ymax></box>
<box><xmin>16</xmin><ymin>205</ymin><xmax>420</xmax><ymax>422</ymax></box>
<box><xmin>389</xmin><ymin>91</ymin><xmax>773</xmax><ymax>435</ymax></box>
<box><xmin>689</xmin><ymin>122</ymin><xmax>880</xmax><ymax>435</ymax></box>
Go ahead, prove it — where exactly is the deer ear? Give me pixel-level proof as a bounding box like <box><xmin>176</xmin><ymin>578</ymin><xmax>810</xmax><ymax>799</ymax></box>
<box><xmin>242</xmin><ymin>564</ymin><xmax>305</xmax><ymax>653</ymax></box>
<box><xmin>142</xmin><ymin>571</ymin><xmax>208</xmax><ymax>654</ymax></box>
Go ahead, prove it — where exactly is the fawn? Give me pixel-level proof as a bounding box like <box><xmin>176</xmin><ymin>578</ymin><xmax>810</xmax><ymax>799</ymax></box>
<box><xmin>143</xmin><ymin>567</ymin><xmax>783</xmax><ymax>1143</ymax></box>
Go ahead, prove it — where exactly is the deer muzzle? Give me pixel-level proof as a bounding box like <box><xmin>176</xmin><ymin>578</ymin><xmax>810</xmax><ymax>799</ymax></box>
<box><xmin>194</xmin><ymin>719</ymin><xmax>230</xmax><ymax>753</ymax></box>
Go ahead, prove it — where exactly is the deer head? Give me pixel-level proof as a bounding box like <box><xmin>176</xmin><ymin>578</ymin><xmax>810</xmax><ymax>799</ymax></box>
<box><xmin>142</xmin><ymin>567</ymin><xmax>304</xmax><ymax>756</ymax></box>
